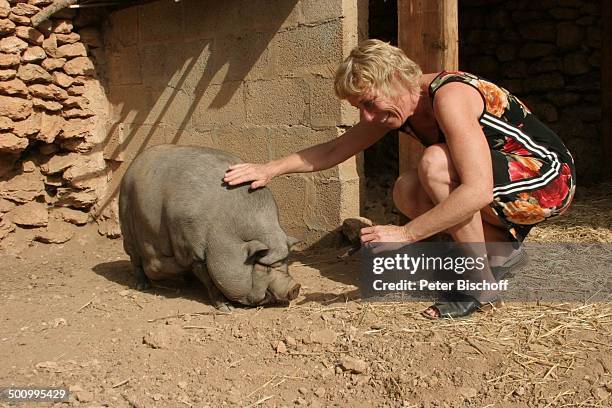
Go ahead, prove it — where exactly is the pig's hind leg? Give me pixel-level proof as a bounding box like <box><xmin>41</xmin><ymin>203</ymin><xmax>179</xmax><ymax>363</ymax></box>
<box><xmin>192</xmin><ymin>262</ymin><xmax>234</xmax><ymax>313</ymax></box>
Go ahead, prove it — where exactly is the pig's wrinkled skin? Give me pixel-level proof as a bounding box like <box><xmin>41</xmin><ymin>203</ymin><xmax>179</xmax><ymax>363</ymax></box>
<box><xmin>118</xmin><ymin>145</ymin><xmax>301</xmax><ymax>312</ymax></box>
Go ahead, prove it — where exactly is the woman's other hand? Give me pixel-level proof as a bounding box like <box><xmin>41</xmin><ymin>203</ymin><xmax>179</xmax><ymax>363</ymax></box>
<box><xmin>224</xmin><ymin>163</ymin><xmax>275</xmax><ymax>189</ymax></box>
<box><xmin>360</xmin><ymin>224</ymin><xmax>413</xmax><ymax>244</ymax></box>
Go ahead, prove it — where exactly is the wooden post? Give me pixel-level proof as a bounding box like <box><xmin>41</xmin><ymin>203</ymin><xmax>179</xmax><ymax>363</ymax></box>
<box><xmin>397</xmin><ymin>0</ymin><xmax>458</xmax><ymax>174</ymax></box>
<box><xmin>602</xmin><ymin>0</ymin><xmax>612</xmax><ymax>180</ymax></box>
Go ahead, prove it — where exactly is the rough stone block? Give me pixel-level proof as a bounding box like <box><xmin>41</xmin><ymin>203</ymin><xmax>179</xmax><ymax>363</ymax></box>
<box><xmin>245</xmin><ymin>79</ymin><xmax>307</xmax><ymax>126</ymax></box>
<box><xmin>15</xmin><ymin>26</ymin><xmax>44</xmax><ymax>45</ymax></box>
<box><xmin>138</xmin><ymin>0</ymin><xmax>184</xmax><ymax>45</ymax></box>
<box><xmin>0</xmin><ymin>94</ymin><xmax>33</xmax><ymax>120</ymax></box>
<box><xmin>144</xmin><ymin>86</ymin><xmax>194</xmax><ymax>128</ymax></box>
<box><xmin>108</xmin><ymin>84</ymin><xmax>149</xmax><ymax>124</ymax></box>
<box><xmin>192</xmin><ymin>82</ymin><xmax>246</xmax><ymax>130</ymax></box>
<box><xmin>22</xmin><ymin>46</ymin><xmax>46</xmax><ymax>62</ymax></box>
<box><xmin>0</xmin><ymin>36</ymin><xmax>28</xmax><ymax>54</ymax></box>
<box><xmin>107</xmin><ymin>48</ymin><xmax>141</xmax><ymax>85</ymax></box>
<box><xmin>140</xmin><ymin>42</ymin><xmax>190</xmax><ymax>89</ymax></box>
<box><xmin>272</xmin><ymin>21</ymin><xmax>342</xmax><ymax>77</ymax></box>
<box><xmin>267</xmin><ymin>125</ymin><xmax>339</xmax><ymax>160</ymax></box>
<box><xmin>301</xmin><ymin>0</ymin><xmax>343</xmax><ymax>24</ymax></box>
<box><xmin>211</xmin><ymin>125</ymin><xmax>269</xmax><ymax>164</ymax></box>
<box><xmin>266</xmin><ymin>174</ymin><xmax>308</xmax><ymax>240</ymax></box>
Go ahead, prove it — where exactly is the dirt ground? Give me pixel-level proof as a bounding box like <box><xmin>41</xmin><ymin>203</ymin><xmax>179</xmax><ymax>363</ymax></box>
<box><xmin>1</xmin><ymin>185</ymin><xmax>611</xmax><ymax>408</ymax></box>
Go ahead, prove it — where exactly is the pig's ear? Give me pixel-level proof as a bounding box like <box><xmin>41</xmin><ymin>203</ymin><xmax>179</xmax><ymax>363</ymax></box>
<box><xmin>287</xmin><ymin>236</ymin><xmax>300</xmax><ymax>249</ymax></box>
<box><xmin>244</xmin><ymin>240</ymin><xmax>269</xmax><ymax>258</ymax></box>
<box><xmin>258</xmin><ymin>246</ymin><xmax>289</xmax><ymax>266</ymax></box>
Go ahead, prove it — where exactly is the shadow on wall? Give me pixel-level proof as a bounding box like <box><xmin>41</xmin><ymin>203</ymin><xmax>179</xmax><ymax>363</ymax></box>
<box><xmin>73</xmin><ymin>0</ymin><xmax>300</xmax><ymax>218</ymax></box>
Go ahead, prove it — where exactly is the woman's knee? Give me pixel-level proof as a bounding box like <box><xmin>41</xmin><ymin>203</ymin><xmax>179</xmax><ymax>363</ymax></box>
<box><xmin>418</xmin><ymin>144</ymin><xmax>454</xmax><ymax>187</ymax></box>
<box><xmin>393</xmin><ymin>171</ymin><xmax>428</xmax><ymax>218</ymax></box>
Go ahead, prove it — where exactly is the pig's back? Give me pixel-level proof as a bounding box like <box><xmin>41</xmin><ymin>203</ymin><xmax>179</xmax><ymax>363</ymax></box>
<box><xmin>119</xmin><ymin>145</ymin><xmax>240</xmax><ymax>259</ymax></box>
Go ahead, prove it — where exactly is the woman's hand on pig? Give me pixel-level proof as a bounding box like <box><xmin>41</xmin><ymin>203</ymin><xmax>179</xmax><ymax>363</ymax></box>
<box><xmin>224</xmin><ymin>163</ymin><xmax>275</xmax><ymax>189</ymax></box>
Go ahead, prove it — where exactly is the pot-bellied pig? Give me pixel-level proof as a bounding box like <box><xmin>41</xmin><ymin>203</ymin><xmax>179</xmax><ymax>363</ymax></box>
<box><xmin>118</xmin><ymin>145</ymin><xmax>301</xmax><ymax>312</ymax></box>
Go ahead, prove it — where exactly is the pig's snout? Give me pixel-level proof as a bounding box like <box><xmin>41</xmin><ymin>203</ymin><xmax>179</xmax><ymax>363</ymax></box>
<box><xmin>268</xmin><ymin>271</ymin><xmax>300</xmax><ymax>302</ymax></box>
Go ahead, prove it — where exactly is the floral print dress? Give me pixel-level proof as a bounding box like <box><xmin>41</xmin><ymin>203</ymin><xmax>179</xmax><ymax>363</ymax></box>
<box><xmin>401</xmin><ymin>71</ymin><xmax>576</xmax><ymax>242</ymax></box>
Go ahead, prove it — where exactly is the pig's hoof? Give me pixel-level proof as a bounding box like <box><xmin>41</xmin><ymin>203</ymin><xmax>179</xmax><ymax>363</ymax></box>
<box><xmin>215</xmin><ymin>302</ymin><xmax>234</xmax><ymax>313</ymax></box>
<box><xmin>136</xmin><ymin>276</ymin><xmax>151</xmax><ymax>291</ymax></box>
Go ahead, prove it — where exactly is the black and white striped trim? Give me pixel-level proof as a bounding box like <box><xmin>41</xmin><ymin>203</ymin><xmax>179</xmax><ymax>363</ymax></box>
<box><xmin>480</xmin><ymin>113</ymin><xmax>562</xmax><ymax>196</ymax></box>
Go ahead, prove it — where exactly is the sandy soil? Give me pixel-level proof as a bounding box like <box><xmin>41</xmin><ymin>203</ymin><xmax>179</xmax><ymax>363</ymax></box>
<box><xmin>1</xmin><ymin>194</ymin><xmax>611</xmax><ymax>407</ymax></box>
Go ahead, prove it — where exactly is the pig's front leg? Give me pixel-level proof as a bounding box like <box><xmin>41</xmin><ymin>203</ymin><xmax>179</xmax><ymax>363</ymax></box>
<box><xmin>246</xmin><ymin>263</ymin><xmax>273</xmax><ymax>305</ymax></box>
<box><xmin>192</xmin><ymin>262</ymin><xmax>234</xmax><ymax>313</ymax></box>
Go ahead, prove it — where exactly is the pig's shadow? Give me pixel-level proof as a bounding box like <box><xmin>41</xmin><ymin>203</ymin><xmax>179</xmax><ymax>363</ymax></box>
<box><xmin>291</xmin><ymin>248</ymin><xmax>363</xmax><ymax>306</ymax></box>
<box><xmin>91</xmin><ymin>261</ymin><xmax>290</xmax><ymax>309</ymax></box>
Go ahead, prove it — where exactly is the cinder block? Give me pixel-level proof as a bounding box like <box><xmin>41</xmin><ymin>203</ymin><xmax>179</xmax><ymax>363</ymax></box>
<box><xmin>339</xmin><ymin>98</ymin><xmax>359</xmax><ymax>126</ymax></box>
<box><xmin>213</xmin><ymin>33</ymin><xmax>275</xmax><ymax>82</ymax></box>
<box><xmin>138</xmin><ymin>1</ymin><xmax>184</xmax><ymax>45</ymax></box>
<box><xmin>140</xmin><ymin>43</ymin><xmax>192</xmax><ymax>89</ymax></box>
<box><xmin>104</xmin><ymin>123</ymin><xmax>167</xmax><ymax>162</ymax></box>
<box><xmin>169</xmin><ymin>129</ymin><xmax>214</xmax><ymax>147</ymax></box>
<box><xmin>107</xmin><ymin>47</ymin><xmax>142</xmax><ymax>86</ymax></box>
<box><xmin>182</xmin><ymin>0</ymin><xmax>240</xmax><ymax>39</ymax></box>
<box><xmin>106</xmin><ymin>7</ymin><xmax>138</xmax><ymax>51</ymax></box>
<box><xmin>267</xmin><ymin>125</ymin><xmax>339</xmax><ymax>160</ymax></box>
<box><xmin>272</xmin><ymin>22</ymin><xmax>343</xmax><ymax>77</ymax></box>
<box><xmin>212</xmin><ymin>126</ymin><xmax>269</xmax><ymax>164</ymax></box>
<box><xmin>145</xmin><ymin>87</ymin><xmax>194</xmax><ymax>128</ymax></box>
<box><xmin>245</xmin><ymin>79</ymin><xmax>308</xmax><ymax>126</ymax></box>
<box><xmin>267</xmin><ymin>174</ymin><xmax>308</xmax><ymax>239</ymax></box>
<box><xmin>301</xmin><ymin>0</ymin><xmax>343</xmax><ymax>24</ymax></box>
<box><xmin>307</xmin><ymin>76</ymin><xmax>343</xmax><ymax>128</ymax></box>
<box><xmin>191</xmin><ymin>82</ymin><xmax>246</xmax><ymax>130</ymax></box>
<box><xmin>303</xmin><ymin>177</ymin><xmax>343</xmax><ymax>231</ymax></box>
<box><xmin>108</xmin><ymin>84</ymin><xmax>150</xmax><ymax>124</ymax></box>
<box><xmin>236</xmin><ymin>0</ymin><xmax>301</xmax><ymax>32</ymax></box>
<box><xmin>180</xmin><ymin>40</ymin><xmax>224</xmax><ymax>88</ymax></box>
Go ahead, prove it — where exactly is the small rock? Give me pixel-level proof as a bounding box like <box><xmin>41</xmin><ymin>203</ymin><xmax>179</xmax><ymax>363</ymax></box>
<box><xmin>8</xmin><ymin>202</ymin><xmax>48</xmax><ymax>227</ymax></box>
<box><xmin>592</xmin><ymin>387</ymin><xmax>610</xmax><ymax>401</ymax></box>
<box><xmin>298</xmin><ymin>387</ymin><xmax>308</xmax><ymax>395</ymax></box>
<box><xmin>514</xmin><ymin>386</ymin><xmax>526</xmax><ymax>396</ymax></box>
<box><xmin>75</xmin><ymin>390</ymin><xmax>93</xmax><ymax>403</ymax></box>
<box><xmin>275</xmin><ymin>340</ymin><xmax>287</xmax><ymax>354</ymax></box>
<box><xmin>295</xmin><ymin>396</ymin><xmax>307</xmax><ymax>405</ymax></box>
<box><xmin>339</xmin><ymin>356</ymin><xmax>368</xmax><ymax>374</ymax></box>
<box><xmin>177</xmin><ymin>381</ymin><xmax>187</xmax><ymax>390</ymax></box>
<box><xmin>459</xmin><ymin>387</ymin><xmax>478</xmax><ymax>399</ymax></box>
<box><xmin>309</xmin><ymin>328</ymin><xmax>337</xmax><ymax>345</ymax></box>
<box><xmin>342</xmin><ymin>217</ymin><xmax>373</xmax><ymax>243</ymax></box>
<box><xmin>34</xmin><ymin>228</ymin><xmax>73</xmax><ymax>244</ymax></box>
<box><xmin>52</xmin><ymin>317</ymin><xmax>67</xmax><ymax>327</ymax></box>
<box><xmin>285</xmin><ymin>335</ymin><xmax>297</xmax><ymax>347</ymax></box>
<box><xmin>314</xmin><ymin>387</ymin><xmax>325</xmax><ymax>397</ymax></box>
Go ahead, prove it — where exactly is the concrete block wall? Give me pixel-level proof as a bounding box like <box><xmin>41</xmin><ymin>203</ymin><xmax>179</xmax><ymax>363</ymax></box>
<box><xmin>102</xmin><ymin>0</ymin><xmax>368</xmax><ymax>246</ymax></box>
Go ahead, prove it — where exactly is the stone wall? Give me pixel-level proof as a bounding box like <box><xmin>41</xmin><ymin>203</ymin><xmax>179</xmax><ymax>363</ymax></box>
<box><xmin>101</xmin><ymin>0</ymin><xmax>368</xmax><ymax>246</ymax></box>
<box><xmin>0</xmin><ymin>0</ymin><xmax>108</xmax><ymax>246</ymax></box>
<box><xmin>460</xmin><ymin>0</ymin><xmax>602</xmax><ymax>181</ymax></box>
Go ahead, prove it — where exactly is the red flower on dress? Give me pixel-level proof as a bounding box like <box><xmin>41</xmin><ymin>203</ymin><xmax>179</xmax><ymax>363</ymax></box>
<box><xmin>532</xmin><ymin>163</ymin><xmax>572</xmax><ymax>208</ymax></box>
<box><xmin>508</xmin><ymin>156</ymin><xmax>542</xmax><ymax>181</ymax></box>
<box><xmin>502</xmin><ymin>138</ymin><xmax>530</xmax><ymax>155</ymax></box>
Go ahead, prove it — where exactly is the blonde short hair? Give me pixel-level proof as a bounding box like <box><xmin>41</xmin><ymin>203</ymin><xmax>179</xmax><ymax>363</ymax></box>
<box><xmin>334</xmin><ymin>39</ymin><xmax>422</xmax><ymax>99</ymax></box>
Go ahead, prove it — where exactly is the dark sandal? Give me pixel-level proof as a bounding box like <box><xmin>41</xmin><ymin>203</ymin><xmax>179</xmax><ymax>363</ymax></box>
<box><xmin>422</xmin><ymin>292</ymin><xmax>503</xmax><ymax>319</ymax></box>
<box><xmin>491</xmin><ymin>245</ymin><xmax>529</xmax><ymax>281</ymax></box>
